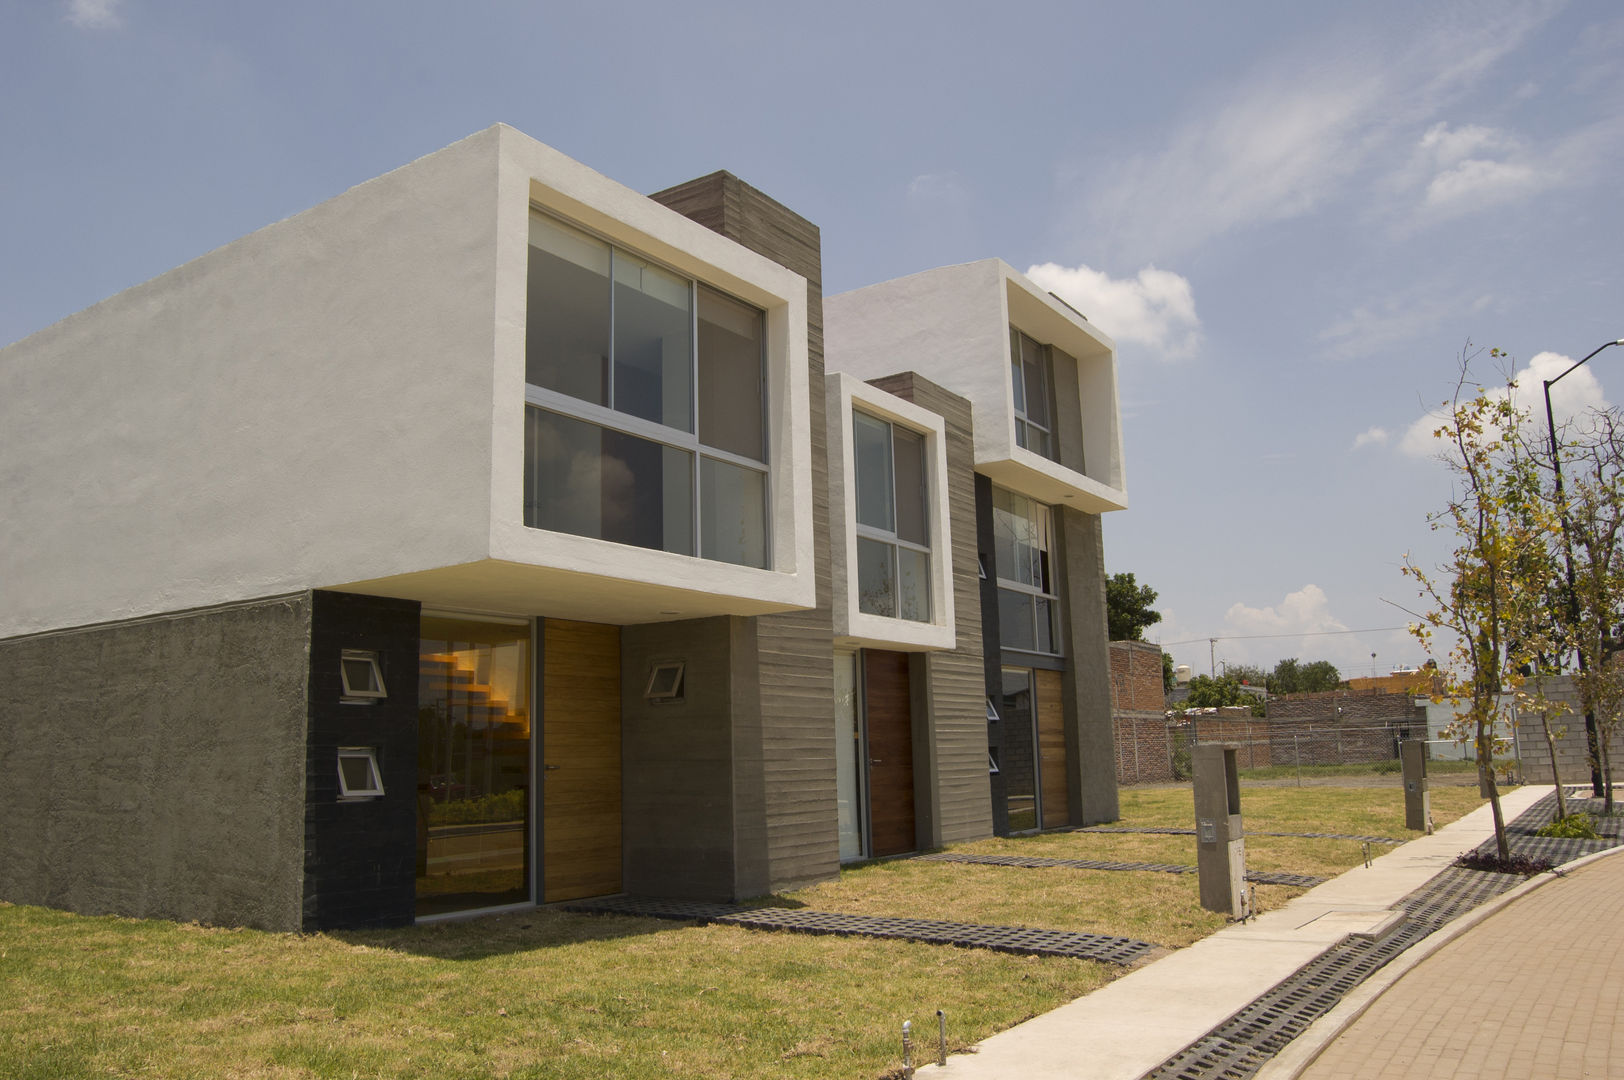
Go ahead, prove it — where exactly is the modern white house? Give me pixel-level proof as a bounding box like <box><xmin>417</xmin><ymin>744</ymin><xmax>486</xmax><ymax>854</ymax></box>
<box><xmin>0</xmin><ymin>125</ymin><xmax>1130</xmax><ymax>930</ymax></box>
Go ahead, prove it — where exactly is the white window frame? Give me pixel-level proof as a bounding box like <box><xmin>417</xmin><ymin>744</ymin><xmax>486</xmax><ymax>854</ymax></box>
<box><xmin>523</xmin><ymin>208</ymin><xmax>772</xmax><ymax>568</ymax></box>
<box><xmin>339</xmin><ymin>649</ymin><xmax>387</xmax><ymax>702</ymax></box>
<box><xmin>829</xmin><ymin>374</ymin><xmax>955</xmax><ymax>651</ymax></box>
<box><xmin>852</xmin><ymin>408</ymin><xmax>932</xmax><ymax>624</ymax></box>
<box><xmin>337</xmin><ymin>747</ymin><xmax>385</xmax><ymax>800</ymax></box>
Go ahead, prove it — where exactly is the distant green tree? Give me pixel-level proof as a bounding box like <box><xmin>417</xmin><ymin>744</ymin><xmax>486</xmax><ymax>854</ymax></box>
<box><xmin>1267</xmin><ymin>657</ymin><xmax>1342</xmax><ymax>694</ymax></box>
<box><xmin>1182</xmin><ymin>674</ymin><xmax>1266</xmax><ymax>716</ymax></box>
<box><xmin>1162</xmin><ymin>650</ymin><xmax>1176</xmax><ymax>691</ymax></box>
<box><xmin>1225</xmin><ymin>663</ymin><xmax>1267</xmax><ymax>688</ymax></box>
<box><xmin>1107</xmin><ymin>572</ymin><xmax>1163</xmax><ymax>641</ymax></box>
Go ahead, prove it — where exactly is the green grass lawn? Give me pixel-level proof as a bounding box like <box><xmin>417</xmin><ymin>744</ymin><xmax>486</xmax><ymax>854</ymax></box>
<box><xmin>0</xmin><ymin>783</ymin><xmax>1485</xmax><ymax>1080</ymax></box>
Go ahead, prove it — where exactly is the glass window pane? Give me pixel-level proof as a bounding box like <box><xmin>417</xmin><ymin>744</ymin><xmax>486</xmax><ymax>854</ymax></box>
<box><xmin>853</xmin><ymin>411</ymin><xmax>894</xmax><ymax>531</ymax></box>
<box><xmin>1035</xmin><ymin>597</ymin><xmax>1055</xmax><ymax>653</ymax></box>
<box><xmin>897</xmin><ymin>547</ymin><xmax>930</xmax><ymax>622</ymax></box>
<box><xmin>701</xmin><ymin>456</ymin><xmax>766</xmax><ymax>568</ymax></box>
<box><xmin>998</xmin><ymin>588</ymin><xmax>1036</xmax><ymax>651</ymax></box>
<box><xmin>697</xmin><ymin>285</ymin><xmax>765</xmax><ymax>461</ymax></box>
<box><xmin>1000</xmin><ymin>668</ymin><xmax>1035</xmax><ymax>830</ymax></box>
<box><xmin>1009</xmin><ymin>330</ymin><xmax>1025</xmax><ymax>415</ymax></box>
<box><xmin>613</xmin><ymin>253</ymin><xmax>693</xmax><ymax>431</ymax></box>
<box><xmin>1022</xmin><ymin>337</ymin><xmax>1050</xmax><ymax>428</ymax></box>
<box><xmin>525</xmin><ymin>408</ymin><xmax>693</xmax><ymax>556</ymax></box>
<box><xmin>857</xmin><ymin>537</ymin><xmax>896</xmax><ymax>617</ymax></box>
<box><xmin>527</xmin><ymin>214</ymin><xmax>610</xmax><ymax>405</ymax></box>
<box><xmin>417</xmin><ymin>617</ymin><xmax>532</xmax><ymax>917</ymax></box>
<box><xmin>892</xmin><ymin>427</ymin><xmax>927</xmax><ymax>546</ymax></box>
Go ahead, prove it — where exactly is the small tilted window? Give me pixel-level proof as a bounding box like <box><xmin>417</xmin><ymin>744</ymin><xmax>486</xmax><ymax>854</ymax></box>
<box><xmin>988</xmin><ymin>748</ymin><xmax>1001</xmax><ymax>775</ymax></box>
<box><xmin>340</xmin><ymin>650</ymin><xmax>387</xmax><ymax>702</ymax></box>
<box><xmin>337</xmin><ymin>748</ymin><xmax>384</xmax><ymax>799</ymax></box>
<box><xmin>986</xmin><ymin>698</ymin><xmax>1001</xmax><ymax>722</ymax></box>
<box><xmin>645</xmin><ymin>661</ymin><xmax>686</xmax><ymax>703</ymax></box>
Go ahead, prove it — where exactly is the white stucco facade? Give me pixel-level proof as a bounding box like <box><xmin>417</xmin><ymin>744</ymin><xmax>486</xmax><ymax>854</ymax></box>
<box><xmin>0</xmin><ymin>125</ymin><xmax>815</xmax><ymax>637</ymax></box>
<box><xmin>824</xmin><ymin>259</ymin><xmax>1128</xmax><ymax>514</ymax></box>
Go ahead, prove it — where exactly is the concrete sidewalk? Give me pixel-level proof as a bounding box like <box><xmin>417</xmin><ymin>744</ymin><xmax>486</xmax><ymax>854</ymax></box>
<box><xmin>1271</xmin><ymin>843</ymin><xmax>1624</xmax><ymax>1079</ymax></box>
<box><xmin>916</xmin><ymin>786</ymin><xmax>1549</xmax><ymax>1080</ymax></box>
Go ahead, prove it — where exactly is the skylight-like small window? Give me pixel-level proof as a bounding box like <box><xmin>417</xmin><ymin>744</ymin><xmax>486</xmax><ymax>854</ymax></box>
<box><xmin>337</xmin><ymin>748</ymin><xmax>384</xmax><ymax>799</ymax></box>
<box><xmin>986</xmin><ymin>698</ymin><xmax>1000</xmax><ymax>722</ymax></box>
<box><xmin>645</xmin><ymin>661</ymin><xmax>686</xmax><ymax>703</ymax></box>
<box><xmin>340</xmin><ymin>650</ymin><xmax>387</xmax><ymax>702</ymax></box>
<box><xmin>988</xmin><ymin>748</ymin><xmax>1001</xmax><ymax>775</ymax></box>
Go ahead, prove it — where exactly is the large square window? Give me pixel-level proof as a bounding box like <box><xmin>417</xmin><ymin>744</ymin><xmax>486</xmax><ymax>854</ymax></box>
<box><xmin>853</xmin><ymin>410</ymin><xmax>930</xmax><ymax>622</ymax></box>
<box><xmin>524</xmin><ymin>209</ymin><xmax>769</xmax><ymax>568</ymax></box>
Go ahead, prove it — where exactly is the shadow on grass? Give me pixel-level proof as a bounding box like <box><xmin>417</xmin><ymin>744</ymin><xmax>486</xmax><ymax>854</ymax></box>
<box><xmin>335</xmin><ymin>894</ymin><xmax>809</xmax><ymax>961</ymax></box>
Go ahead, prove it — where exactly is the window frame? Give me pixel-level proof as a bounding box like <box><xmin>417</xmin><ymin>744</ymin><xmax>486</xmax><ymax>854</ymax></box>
<box><xmin>992</xmin><ymin>485</ymin><xmax>1062</xmax><ymax>657</ymax></box>
<box><xmin>1010</xmin><ymin>327</ymin><xmax>1058</xmax><ymax>462</ymax></box>
<box><xmin>852</xmin><ymin>408</ymin><xmax>932</xmax><ymax>624</ymax></box>
<box><xmin>336</xmin><ymin>747</ymin><xmax>385</xmax><ymax>800</ymax></box>
<box><xmin>523</xmin><ymin>207</ymin><xmax>772</xmax><ymax>568</ymax></box>
<box><xmin>339</xmin><ymin>649</ymin><xmax>387</xmax><ymax>703</ymax></box>
<box><xmin>644</xmin><ymin>661</ymin><xmax>686</xmax><ymax>703</ymax></box>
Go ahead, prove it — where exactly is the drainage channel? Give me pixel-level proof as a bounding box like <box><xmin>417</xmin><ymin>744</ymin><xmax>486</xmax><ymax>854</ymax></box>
<box><xmin>563</xmin><ymin>895</ymin><xmax>1159</xmax><ymax>966</ymax></box>
<box><xmin>1141</xmin><ymin>791</ymin><xmax>1620</xmax><ymax>1080</ymax></box>
<box><xmin>918</xmin><ymin>851</ymin><xmax>1326</xmax><ymax>889</ymax></box>
<box><xmin>1078</xmin><ymin>826</ymin><xmax>1404</xmax><ymax>845</ymax></box>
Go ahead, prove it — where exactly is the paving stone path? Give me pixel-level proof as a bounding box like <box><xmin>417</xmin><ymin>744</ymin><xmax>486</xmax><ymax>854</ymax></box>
<box><xmin>917</xmin><ymin>850</ymin><xmax>1327</xmax><ymax>888</ymax></box>
<box><xmin>1078</xmin><ymin>825</ymin><xmax>1404</xmax><ymax>844</ymax></box>
<box><xmin>1141</xmin><ymin>790</ymin><xmax>1624</xmax><ymax>1080</ymax></box>
<box><xmin>563</xmin><ymin>894</ymin><xmax>1158</xmax><ymax>965</ymax></box>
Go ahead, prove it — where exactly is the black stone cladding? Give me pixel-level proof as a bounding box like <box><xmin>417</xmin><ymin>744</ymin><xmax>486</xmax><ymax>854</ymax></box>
<box><xmin>302</xmin><ymin>590</ymin><xmax>421</xmax><ymax>930</ymax></box>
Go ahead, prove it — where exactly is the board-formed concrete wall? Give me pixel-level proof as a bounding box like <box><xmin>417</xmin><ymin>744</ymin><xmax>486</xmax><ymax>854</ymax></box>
<box><xmin>0</xmin><ymin>595</ymin><xmax>311</xmax><ymax>930</ymax></box>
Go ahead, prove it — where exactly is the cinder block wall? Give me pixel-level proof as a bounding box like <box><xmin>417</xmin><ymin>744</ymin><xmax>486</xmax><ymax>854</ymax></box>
<box><xmin>0</xmin><ymin>595</ymin><xmax>311</xmax><ymax>930</ymax></box>
<box><xmin>651</xmin><ymin>172</ymin><xmax>838</xmax><ymax>896</ymax></box>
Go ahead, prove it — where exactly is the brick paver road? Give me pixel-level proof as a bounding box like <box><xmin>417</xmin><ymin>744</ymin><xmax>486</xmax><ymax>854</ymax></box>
<box><xmin>1300</xmin><ymin>850</ymin><xmax>1624</xmax><ymax>1079</ymax></box>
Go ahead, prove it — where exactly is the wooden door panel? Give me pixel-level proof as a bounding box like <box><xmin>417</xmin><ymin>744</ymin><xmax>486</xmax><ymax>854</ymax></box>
<box><xmin>864</xmin><ymin>650</ymin><xmax>916</xmax><ymax>857</ymax></box>
<box><xmin>1037</xmin><ymin>668</ymin><xmax>1069</xmax><ymax>829</ymax></box>
<box><xmin>543</xmin><ymin>619</ymin><xmax>622</xmax><ymax>902</ymax></box>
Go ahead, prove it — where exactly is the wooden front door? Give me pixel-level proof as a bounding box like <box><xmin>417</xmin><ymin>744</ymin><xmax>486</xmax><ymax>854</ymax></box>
<box><xmin>1036</xmin><ymin>668</ymin><xmax>1070</xmax><ymax>829</ymax></box>
<box><xmin>864</xmin><ymin>650</ymin><xmax>916</xmax><ymax>857</ymax></box>
<box><xmin>542</xmin><ymin>619</ymin><xmax>622</xmax><ymax>902</ymax></box>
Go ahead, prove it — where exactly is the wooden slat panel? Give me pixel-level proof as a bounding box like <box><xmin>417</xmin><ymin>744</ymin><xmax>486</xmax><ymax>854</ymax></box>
<box><xmin>1037</xmin><ymin>668</ymin><xmax>1069</xmax><ymax>829</ymax></box>
<box><xmin>864</xmin><ymin>650</ymin><xmax>915</xmax><ymax>857</ymax></box>
<box><xmin>543</xmin><ymin>619</ymin><xmax>622</xmax><ymax>902</ymax></box>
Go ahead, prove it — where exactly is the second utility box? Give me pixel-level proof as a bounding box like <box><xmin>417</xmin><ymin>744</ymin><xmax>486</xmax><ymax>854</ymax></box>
<box><xmin>1193</xmin><ymin>744</ymin><xmax>1245</xmax><ymax>916</ymax></box>
<box><xmin>1402</xmin><ymin>740</ymin><xmax>1430</xmax><ymax>833</ymax></box>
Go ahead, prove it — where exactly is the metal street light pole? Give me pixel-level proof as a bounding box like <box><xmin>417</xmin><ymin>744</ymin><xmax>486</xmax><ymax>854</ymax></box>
<box><xmin>1543</xmin><ymin>338</ymin><xmax>1624</xmax><ymax>796</ymax></box>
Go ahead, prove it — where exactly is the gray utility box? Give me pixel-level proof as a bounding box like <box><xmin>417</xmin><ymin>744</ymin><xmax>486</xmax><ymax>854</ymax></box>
<box><xmin>1402</xmin><ymin>740</ymin><xmax>1430</xmax><ymax>833</ymax></box>
<box><xmin>1193</xmin><ymin>744</ymin><xmax>1245</xmax><ymax>916</ymax></box>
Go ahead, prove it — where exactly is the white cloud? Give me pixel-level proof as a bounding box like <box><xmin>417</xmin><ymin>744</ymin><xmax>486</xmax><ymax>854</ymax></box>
<box><xmin>905</xmin><ymin>171</ymin><xmax>967</xmax><ymax>207</ymax></box>
<box><xmin>1025</xmin><ymin>261</ymin><xmax>1200</xmax><ymax>360</ymax></box>
<box><xmin>1352</xmin><ymin>426</ymin><xmax>1390</xmax><ymax>450</ymax></box>
<box><xmin>1398</xmin><ymin>350</ymin><xmax>1613</xmax><ymax>458</ymax></box>
<box><xmin>66</xmin><ymin>0</ymin><xmax>122</xmax><ymax>29</ymax></box>
<box><xmin>1225</xmin><ymin>585</ymin><xmax>1348</xmax><ymax>640</ymax></box>
<box><xmin>1065</xmin><ymin>4</ymin><xmax>1563</xmax><ymax>260</ymax></box>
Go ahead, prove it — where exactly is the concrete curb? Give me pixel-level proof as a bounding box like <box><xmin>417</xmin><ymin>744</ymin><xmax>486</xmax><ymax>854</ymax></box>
<box><xmin>1254</xmin><ymin>842</ymin><xmax>1624</xmax><ymax>1080</ymax></box>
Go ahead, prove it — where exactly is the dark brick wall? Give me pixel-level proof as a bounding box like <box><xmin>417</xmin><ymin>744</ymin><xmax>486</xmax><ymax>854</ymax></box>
<box><xmin>976</xmin><ymin>475</ymin><xmax>1016</xmax><ymax>835</ymax></box>
<box><xmin>1263</xmin><ymin>689</ymin><xmax>1424</xmax><ymax>767</ymax></box>
<box><xmin>303</xmin><ymin>590</ymin><xmax>420</xmax><ymax>930</ymax></box>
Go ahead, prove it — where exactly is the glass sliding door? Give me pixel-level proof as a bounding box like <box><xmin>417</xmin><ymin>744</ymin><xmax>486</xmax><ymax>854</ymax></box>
<box><xmin>416</xmin><ymin>616</ymin><xmax>532</xmax><ymax>917</ymax></box>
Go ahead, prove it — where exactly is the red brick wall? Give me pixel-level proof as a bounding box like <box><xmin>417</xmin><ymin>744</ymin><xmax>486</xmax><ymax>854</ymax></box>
<box><xmin>1115</xmin><ymin>711</ymin><xmax>1175</xmax><ymax>784</ymax></box>
<box><xmin>1109</xmin><ymin>640</ymin><xmax>1165</xmax><ymax>712</ymax></box>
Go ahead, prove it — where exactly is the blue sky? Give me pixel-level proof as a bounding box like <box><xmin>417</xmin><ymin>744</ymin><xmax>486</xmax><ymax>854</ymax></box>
<box><xmin>5</xmin><ymin>0</ymin><xmax>1620</xmax><ymax>680</ymax></box>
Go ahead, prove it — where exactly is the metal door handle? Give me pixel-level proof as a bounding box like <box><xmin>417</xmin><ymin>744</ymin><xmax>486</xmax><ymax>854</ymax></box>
<box><xmin>544</xmin><ymin>764</ymin><xmax>561</xmax><ymax>771</ymax></box>
<box><xmin>870</xmin><ymin>759</ymin><xmax>882</xmax><ymax>765</ymax></box>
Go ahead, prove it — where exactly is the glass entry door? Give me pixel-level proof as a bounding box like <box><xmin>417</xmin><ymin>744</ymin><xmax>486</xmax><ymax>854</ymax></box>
<box><xmin>416</xmin><ymin>616</ymin><xmax>532</xmax><ymax>917</ymax></box>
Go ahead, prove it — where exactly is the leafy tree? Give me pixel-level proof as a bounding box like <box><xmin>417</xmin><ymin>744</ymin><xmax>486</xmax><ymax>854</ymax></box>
<box><xmin>1107</xmin><ymin>572</ymin><xmax>1162</xmax><ymax>641</ymax></box>
<box><xmin>1554</xmin><ymin>406</ymin><xmax>1624</xmax><ymax>810</ymax></box>
<box><xmin>1181</xmin><ymin>674</ymin><xmax>1266</xmax><ymax>716</ymax></box>
<box><xmin>1162</xmin><ymin>650</ymin><xmax>1176</xmax><ymax>692</ymax></box>
<box><xmin>1403</xmin><ymin>356</ymin><xmax>1557</xmax><ymax>861</ymax></box>
<box><xmin>1225</xmin><ymin>663</ymin><xmax>1267</xmax><ymax>687</ymax></box>
<box><xmin>1268</xmin><ymin>658</ymin><xmax>1343</xmax><ymax>694</ymax></box>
